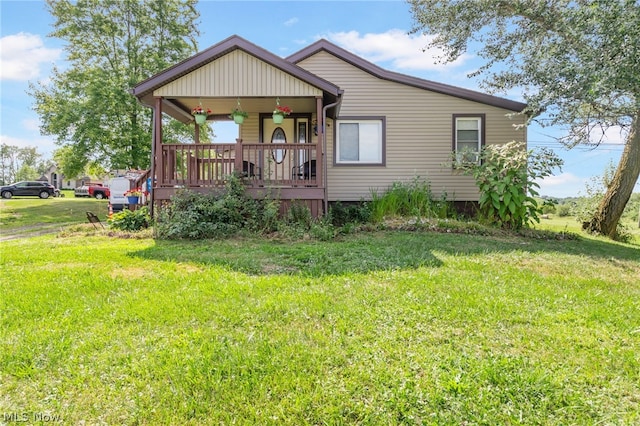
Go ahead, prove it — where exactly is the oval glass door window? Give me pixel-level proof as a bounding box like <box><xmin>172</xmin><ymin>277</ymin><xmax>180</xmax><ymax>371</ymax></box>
<box><xmin>271</xmin><ymin>127</ymin><xmax>286</xmax><ymax>164</ymax></box>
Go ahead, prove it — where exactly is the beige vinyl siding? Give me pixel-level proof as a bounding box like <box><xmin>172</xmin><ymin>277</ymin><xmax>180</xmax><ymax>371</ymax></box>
<box><xmin>298</xmin><ymin>51</ymin><xmax>526</xmax><ymax>201</ymax></box>
<box><xmin>239</xmin><ymin>116</ymin><xmax>260</xmax><ymax>143</ymax></box>
<box><xmin>154</xmin><ymin>50</ymin><xmax>322</xmax><ymax>98</ymax></box>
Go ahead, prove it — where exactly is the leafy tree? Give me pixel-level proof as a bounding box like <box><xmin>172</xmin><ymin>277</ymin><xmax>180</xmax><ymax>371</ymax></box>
<box><xmin>52</xmin><ymin>145</ymin><xmax>107</xmax><ymax>180</ymax></box>
<box><xmin>15</xmin><ymin>165</ymin><xmax>39</xmax><ymax>183</ymax></box>
<box><xmin>52</xmin><ymin>145</ymin><xmax>88</xmax><ymax>178</ymax></box>
<box><xmin>29</xmin><ymin>0</ymin><xmax>200</xmax><ymax>173</ymax></box>
<box><xmin>408</xmin><ymin>0</ymin><xmax>640</xmax><ymax>239</ymax></box>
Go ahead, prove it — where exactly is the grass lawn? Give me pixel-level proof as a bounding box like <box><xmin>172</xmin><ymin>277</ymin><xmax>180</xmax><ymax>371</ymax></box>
<box><xmin>2</xmin><ymin>216</ymin><xmax>639</xmax><ymax>424</ymax></box>
<box><xmin>0</xmin><ymin>191</ymin><xmax>109</xmax><ymax>238</ymax></box>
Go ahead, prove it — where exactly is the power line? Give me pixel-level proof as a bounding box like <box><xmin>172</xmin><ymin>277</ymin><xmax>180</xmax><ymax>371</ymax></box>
<box><xmin>527</xmin><ymin>141</ymin><xmax>625</xmax><ymax>151</ymax></box>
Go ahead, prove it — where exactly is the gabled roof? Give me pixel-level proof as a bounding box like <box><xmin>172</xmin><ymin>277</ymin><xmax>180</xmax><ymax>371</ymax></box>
<box><xmin>287</xmin><ymin>39</ymin><xmax>527</xmax><ymax>112</ymax></box>
<box><xmin>131</xmin><ymin>35</ymin><xmax>342</xmax><ymax>104</ymax></box>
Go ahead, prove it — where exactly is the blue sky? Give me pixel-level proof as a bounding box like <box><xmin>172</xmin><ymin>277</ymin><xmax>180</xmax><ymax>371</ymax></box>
<box><xmin>1</xmin><ymin>0</ymin><xmax>636</xmax><ymax>198</ymax></box>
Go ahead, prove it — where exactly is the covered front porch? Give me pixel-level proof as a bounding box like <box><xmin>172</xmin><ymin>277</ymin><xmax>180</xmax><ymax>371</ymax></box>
<box><xmin>130</xmin><ymin>35</ymin><xmax>342</xmax><ymax>216</ymax></box>
<box><xmin>154</xmin><ymin>132</ymin><xmax>324</xmax><ymax>216</ymax></box>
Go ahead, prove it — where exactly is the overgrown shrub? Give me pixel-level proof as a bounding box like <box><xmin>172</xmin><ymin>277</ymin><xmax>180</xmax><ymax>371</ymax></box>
<box><xmin>556</xmin><ymin>204</ymin><xmax>572</xmax><ymax>217</ymax></box>
<box><xmin>329</xmin><ymin>201</ymin><xmax>371</xmax><ymax>226</ymax></box>
<box><xmin>260</xmin><ymin>197</ymin><xmax>281</xmax><ymax>234</ymax></box>
<box><xmin>621</xmin><ymin>193</ymin><xmax>640</xmax><ymax>223</ymax></box>
<box><xmin>433</xmin><ymin>191</ymin><xmax>456</xmax><ymax>219</ymax></box>
<box><xmin>278</xmin><ymin>202</ymin><xmax>336</xmax><ymax>240</ymax></box>
<box><xmin>574</xmin><ymin>164</ymin><xmax>615</xmax><ymax>225</ymax></box>
<box><xmin>541</xmin><ymin>198</ymin><xmax>557</xmax><ymax>214</ymax></box>
<box><xmin>309</xmin><ymin>219</ymin><xmax>336</xmax><ymax>241</ymax></box>
<box><xmin>108</xmin><ymin>206</ymin><xmax>150</xmax><ymax>232</ymax></box>
<box><xmin>155</xmin><ymin>174</ymin><xmax>274</xmax><ymax>239</ymax></box>
<box><xmin>286</xmin><ymin>202</ymin><xmax>314</xmax><ymax>229</ymax></box>
<box><xmin>573</xmin><ymin>161</ymin><xmax>633</xmax><ymax>241</ymax></box>
<box><xmin>369</xmin><ymin>177</ymin><xmax>454</xmax><ymax>222</ymax></box>
<box><xmin>455</xmin><ymin>141</ymin><xmax>563</xmax><ymax>229</ymax></box>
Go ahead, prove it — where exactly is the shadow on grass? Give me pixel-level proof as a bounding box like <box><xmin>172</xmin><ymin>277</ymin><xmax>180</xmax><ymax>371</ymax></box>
<box><xmin>130</xmin><ymin>229</ymin><xmax>639</xmax><ymax>276</ymax></box>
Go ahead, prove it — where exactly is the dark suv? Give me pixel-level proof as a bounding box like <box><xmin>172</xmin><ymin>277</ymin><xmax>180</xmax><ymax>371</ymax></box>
<box><xmin>0</xmin><ymin>181</ymin><xmax>56</xmax><ymax>199</ymax></box>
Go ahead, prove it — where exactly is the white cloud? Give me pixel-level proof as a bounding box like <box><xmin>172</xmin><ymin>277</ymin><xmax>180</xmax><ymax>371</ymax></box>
<box><xmin>0</xmin><ymin>32</ymin><xmax>61</xmax><ymax>81</ymax></box>
<box><xmin>22</xmin><ymin>118</ymin><xmax>40</xmax><ymax>133</ymax></box>
<box><xmin>284</xmin><ymin>17</ymin><xmax>299</xmax><ymax>27</ymax></box>
<box><xmin>323</xmin><ymin>29</ymin><xmax>472</xmax><ymax>71</ymax></box>
<box><xmin>538</xmin><ymin>172</ymin><xmax>584</xmax><ymax>187</ymax></box>
<box><xmin>535</xmin><ymin>172</ymin><xmax>587</xmax><ymax>198</ymax></box>
<box><xmin>589</xmin><ymin>125</ymin><xmax>628</xmax><ymax>145</ymax></box>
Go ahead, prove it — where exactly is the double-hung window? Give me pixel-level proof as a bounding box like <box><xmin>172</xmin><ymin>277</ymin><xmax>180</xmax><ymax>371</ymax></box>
<box><xmin>453</xmin><ymin>114</ymin><xmax>484</xmax><ymax>164</ymax></box>
<box><xmin>336</xmin><ymin>118</ymin><xmax>384</xmax><ymax>165</ymax></box>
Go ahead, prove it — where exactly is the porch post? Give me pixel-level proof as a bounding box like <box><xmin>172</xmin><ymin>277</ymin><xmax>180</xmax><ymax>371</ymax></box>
<box><xmin>152</xmin><ymin>97</ymin><xmax>163</xmax><ymax>214</ymax></box>
<box><xmin>192</xmin><ymin>120</ymin><xmax>201</xmax><ymax>183</ymax></box>
<box><xmin>234</xmin><ymin>138</ymin><xmax>243</xmax><ymax>175</ymax></box>
<box><xmin>154</xmin><ymin>97</ymin><xmax>164</xmax><ymax>185</ymax></box>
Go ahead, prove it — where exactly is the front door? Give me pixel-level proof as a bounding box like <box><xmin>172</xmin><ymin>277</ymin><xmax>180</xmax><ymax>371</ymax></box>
<box><xmin>262</xmin><ymin>116</ymin><xmax>295</xmax><ymax>181</ymax></box>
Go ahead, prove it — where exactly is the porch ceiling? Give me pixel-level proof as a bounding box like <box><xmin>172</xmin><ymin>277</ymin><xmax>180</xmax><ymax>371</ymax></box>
<box><xmin>163</xmin><ymin>95</ymin><xmax>336</xmax><ymax>123</ymax></box>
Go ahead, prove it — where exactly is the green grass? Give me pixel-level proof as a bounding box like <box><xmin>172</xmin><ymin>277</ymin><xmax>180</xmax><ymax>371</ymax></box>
<box><xmin>534</xmin><ymin>214</ymin><xmax>640</xmax><ymax>244</ymax></box>
<box><xmin>1</xmin><ymin>227</ymin><xmax>639</xmax><ymax>424</ymax></box>
<box><xmin>0</xmin><ymin>191</ymin><xmax>108</xmax><ymax>233</ymax></box>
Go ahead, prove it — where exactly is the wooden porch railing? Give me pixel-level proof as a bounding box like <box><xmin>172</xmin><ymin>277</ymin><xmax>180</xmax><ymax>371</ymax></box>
<box><xmin>158</xmin><ymin>142</ymin><xmax>319</xmax><ymax>188</ymax></box>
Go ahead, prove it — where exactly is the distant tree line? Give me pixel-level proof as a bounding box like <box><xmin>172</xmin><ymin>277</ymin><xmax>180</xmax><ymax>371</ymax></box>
<box><xmin>0</xmin><ymin>144</ymin><xmax>51</xmax><ymax>185</ymax></box>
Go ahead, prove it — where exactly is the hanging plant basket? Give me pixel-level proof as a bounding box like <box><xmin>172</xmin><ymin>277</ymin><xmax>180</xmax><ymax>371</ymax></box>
<box><xmin>194</xmin><ymin>113</ymin><xmax>207</xmax><ymax>125</ymax></box>
<box><xmin>230</xmin><ymin>99</ymin><xmax>248</xmax><ymax>125</ymax></box>
<box><xmin>232</xmin><ymin>113</ymin><xmax>245</xmax><ymax>124</ymax></box>
<box><xmin>272</xmin><ymin>113</ymin><xmax>284</xmax><ymax>124</ymax></box>
<box><xmin>192</xmin><ymin>104</ymin><xmax>211</xmax><ymax>125</ymax></box>
<box><xmin>272</xmin><ymin>98</ymin><xmax>291</xmax><ymax>124</ymax></box>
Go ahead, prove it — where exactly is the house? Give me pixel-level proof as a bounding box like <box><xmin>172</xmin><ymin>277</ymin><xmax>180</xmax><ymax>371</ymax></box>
<box><xmin>131</xmin><ymin>35</ymin><xmax>526</xmax><ymax>216</ymax></box>
<box><xmin>39</xmin><ymin>164</ymin><xmax>88</xmax><ymax>190</ymax></box>
<box><xmin>40</xmin><ymin>163</ymin><xmax>115</xmax><ymax>190</ymax></box>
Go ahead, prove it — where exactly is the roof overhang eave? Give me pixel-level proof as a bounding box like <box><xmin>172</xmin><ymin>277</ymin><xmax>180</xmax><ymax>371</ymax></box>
<box><xmin>132</xmin><ymin>92</ymin><xmax>194</xmax><ymax>123</ymax></box>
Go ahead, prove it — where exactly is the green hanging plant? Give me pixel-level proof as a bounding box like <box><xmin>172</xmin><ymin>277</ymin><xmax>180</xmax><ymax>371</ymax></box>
<box><xmin>229</xmin><ymin>99</ymin><xmax>248</xmax><ymax>124</ymax></box>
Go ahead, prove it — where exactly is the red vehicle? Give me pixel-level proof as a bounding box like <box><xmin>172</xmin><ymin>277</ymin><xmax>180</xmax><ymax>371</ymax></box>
<box><xmin>74</xmin><ymin>184</ymin><xmax>110</xmax><ymax>199</ymax></box>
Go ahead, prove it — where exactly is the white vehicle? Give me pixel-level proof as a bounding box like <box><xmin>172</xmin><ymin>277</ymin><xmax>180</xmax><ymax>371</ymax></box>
<box><xmin>108</xmin><ymin>177</ymin><xmax>131</xmax><ymax>207</ymax></box>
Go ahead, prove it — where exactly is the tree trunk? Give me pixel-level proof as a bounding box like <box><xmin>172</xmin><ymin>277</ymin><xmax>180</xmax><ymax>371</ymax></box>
<box><xmin>583</xmin><ymin>111</ymin><xmax>640</xmax><ymax>238</ymax></box>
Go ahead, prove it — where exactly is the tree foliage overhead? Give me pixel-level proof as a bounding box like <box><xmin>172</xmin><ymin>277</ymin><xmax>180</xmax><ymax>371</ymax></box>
<box><xmin>408</xmin><ymin>0</ymin><xmax>640</xmax><ymax>239</ymax></box>
<box><xmin>29</xmin><ymin>0</ymin><xmax>200</xmax><ymax>176</ymax></box>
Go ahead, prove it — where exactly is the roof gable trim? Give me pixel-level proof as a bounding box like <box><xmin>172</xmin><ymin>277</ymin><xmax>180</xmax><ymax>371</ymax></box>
<box><xmin>287</xmin><ymin>39</ymin><xmax>526</xmax><ymax>112</ymax></box>
<box><xmin>132</xmin><ymin>35</ymin><xmax>341</xmax><ymax>98</ymax></box>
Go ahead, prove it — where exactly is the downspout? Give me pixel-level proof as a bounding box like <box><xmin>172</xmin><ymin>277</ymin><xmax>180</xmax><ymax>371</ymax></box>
<box><xmin>322</xmin><ymin>97</ymin><xmax>342</xmax><ymax>215</ymax></box>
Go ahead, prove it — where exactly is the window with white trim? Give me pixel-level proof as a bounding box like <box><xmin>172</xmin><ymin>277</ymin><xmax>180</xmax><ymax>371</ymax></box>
<box><xmin>336</xmin><ymin>119</ymin><xmax>383</xmax><ymax>164</ymax></box>
<box><xmin>454</xmin><ymin>116</ymin><xmax>483</xmax><ymax>164</ymax></box>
